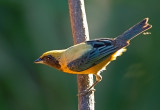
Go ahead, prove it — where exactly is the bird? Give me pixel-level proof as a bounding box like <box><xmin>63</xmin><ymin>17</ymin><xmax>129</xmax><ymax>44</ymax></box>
<box><xmin>34</xmin><ymin>18</ymin><xmax>152</xmax><ymax>94</ymax></box>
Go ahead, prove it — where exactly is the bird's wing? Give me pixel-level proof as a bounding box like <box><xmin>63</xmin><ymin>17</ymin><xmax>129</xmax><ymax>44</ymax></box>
<box><xmin>67</xmin><ymin>39</ymin><xmax>119</xmax><ymax>72</ymax></box>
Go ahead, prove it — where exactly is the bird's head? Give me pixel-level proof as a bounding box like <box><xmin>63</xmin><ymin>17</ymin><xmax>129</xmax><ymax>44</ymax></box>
<box><xmin>34</xmin><ymin>50</ymin><xmax>64</xmax><ymax>69</ymax></box>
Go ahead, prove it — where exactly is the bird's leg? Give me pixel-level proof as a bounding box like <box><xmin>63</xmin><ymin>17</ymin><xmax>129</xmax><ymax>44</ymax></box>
<box><xmin>87</xmin><ymin>73</ymin><xmax>102</xmax><ymax>92</ymax></box>
<box><xmin>79</xmin><ymin>73</ymin><xmax>102</xmax><ymax>96</ymax></box>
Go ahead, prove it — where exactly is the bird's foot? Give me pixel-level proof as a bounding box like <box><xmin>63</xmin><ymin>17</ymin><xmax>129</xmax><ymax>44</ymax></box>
<box><xmin>77</xmin><ymin>88</ymin><xmax>96</xmax><ymax>96</ymax></box>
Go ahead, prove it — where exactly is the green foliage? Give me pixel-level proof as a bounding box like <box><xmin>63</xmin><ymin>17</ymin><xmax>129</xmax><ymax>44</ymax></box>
<box><xmin>0</xmin><ymin>0</ymin><xmax>159</xmax><ymax>110</ymax></box>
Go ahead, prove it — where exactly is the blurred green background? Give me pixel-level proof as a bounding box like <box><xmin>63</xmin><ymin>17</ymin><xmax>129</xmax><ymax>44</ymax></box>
<box><xmin>0</xmin><ymin>0</ymin><xmax>159</xmax><ymax>110</ymax></box>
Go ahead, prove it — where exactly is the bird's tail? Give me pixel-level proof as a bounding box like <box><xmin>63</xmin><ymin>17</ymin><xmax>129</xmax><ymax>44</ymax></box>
<box><xmin>116</xmin><ymin>18</ymin><xmax>152</xmax><ymax>42</ymax></box>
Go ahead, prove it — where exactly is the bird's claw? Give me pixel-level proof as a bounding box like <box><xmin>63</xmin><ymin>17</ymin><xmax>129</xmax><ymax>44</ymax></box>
<box><xmin>77</xmin><ymin>88</ymin><xmax>96</xmax><ymax>96</ymax></box>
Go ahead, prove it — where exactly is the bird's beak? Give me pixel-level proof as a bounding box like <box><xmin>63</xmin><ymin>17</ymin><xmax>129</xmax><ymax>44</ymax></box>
<box><xmin>34</xmin><ymin>58</ymin><xmax>43</xmax><ymax>63</ymax></box>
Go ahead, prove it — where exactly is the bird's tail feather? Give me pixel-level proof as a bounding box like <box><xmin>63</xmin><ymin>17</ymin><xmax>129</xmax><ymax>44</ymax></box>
<box><xmin>116</xmin><ymin>18</ymin><xmax>152</xmax><ymax>42</ymax></box>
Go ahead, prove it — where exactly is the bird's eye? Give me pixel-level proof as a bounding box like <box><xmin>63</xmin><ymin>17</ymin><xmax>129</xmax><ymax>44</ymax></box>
<box><xmin>47</xmin><ymin>55</ymin><xmax>52</xmax><ymax>60</ymax></box>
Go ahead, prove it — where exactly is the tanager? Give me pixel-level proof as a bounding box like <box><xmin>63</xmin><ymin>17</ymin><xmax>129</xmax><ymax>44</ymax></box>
<box><xmin>35</xmin><ymin>18</ymin><xmax>152</xmax><ymax>93</ymax></box>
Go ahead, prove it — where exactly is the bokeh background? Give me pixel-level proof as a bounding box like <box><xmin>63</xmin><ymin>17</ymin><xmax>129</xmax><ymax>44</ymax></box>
<box><xmin>0</xmin><ymin>0</ymin><xmax>159</xmax><ymax>110</ymax></box>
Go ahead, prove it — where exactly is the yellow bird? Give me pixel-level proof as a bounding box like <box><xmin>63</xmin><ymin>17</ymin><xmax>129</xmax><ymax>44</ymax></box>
<box><xmin>35</xmin><ymin>18</ymin><xmax>152</xmax><ymax>93</ymax></box>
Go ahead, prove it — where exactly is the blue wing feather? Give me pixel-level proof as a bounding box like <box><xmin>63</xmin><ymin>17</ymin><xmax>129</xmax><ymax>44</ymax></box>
<box><xmin>67</xmin><ymin>39</ymin><xmax>119</xmax><ymax>72</ymax></box>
